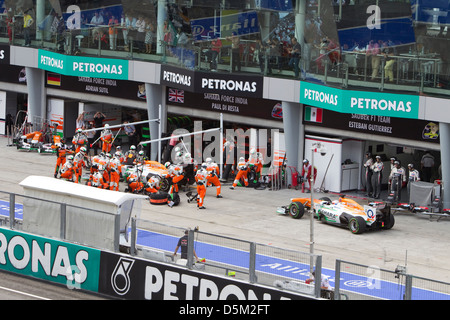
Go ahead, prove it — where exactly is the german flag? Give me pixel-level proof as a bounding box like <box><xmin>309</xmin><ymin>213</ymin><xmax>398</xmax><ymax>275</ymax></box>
<box><xmin>47</xmin><ymin>73</ymin><xmax>61</xmax><ymax>86</ymax></box>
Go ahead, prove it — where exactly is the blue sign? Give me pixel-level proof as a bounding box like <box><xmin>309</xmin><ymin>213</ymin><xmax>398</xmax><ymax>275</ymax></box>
<box><xmin>190</xmin><ymin>11</ymin><xmax>260</xmax><ymax>41</ymax></box>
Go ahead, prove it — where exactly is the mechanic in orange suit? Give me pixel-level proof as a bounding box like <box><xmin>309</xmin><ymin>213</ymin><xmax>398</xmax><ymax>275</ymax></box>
<box><xmin>230</xmin><ymin>157</ymin><xmax>248</xmax><ymax>189</ymax></box>
<box><xmin>248</xmin><ymin>148</ymin><xmax>263</xmax><ymax>175</ymax></box>
<box><xmin>145</xmin><ymin>176</ymin><xmax>160</xmax><ymax>195</ymax></box>
<box><xmin>73</xmin><ymin>146</ymin><xmax>88</xmax><ymax>184</ymax></box>
<box><xmin>205</xmin><ymin>157</ymin><xmax>222</xmax><ymax>198</ymax></box>
<box><xmin>59</xmin><ymin>155</ymin><xmax>75</xmax><ymax>181</ymax></box>
<box><xmin>87</xmin><ymin>169</ymin><xmax>109</xmax><ymax>189</ymax></box>
<box><xmin>195</xmin><ymin>167</ymin><xmax>207</xmax><ymax>209</ymax></box>
<box><xmin>100</xmin><ymin>124</ymin><xmax>113</xmax><ymax>153</ymax></box>
<box><xmin>126</xmin><ymin>164</ymin><xmax>144</xmax><ymax>193</ymax></box>
<box><xmin>72</xmin><ymin>128</ymin><xmax>88</xmax><ymax>153</ymax></box>
<box><xmin>169</xmin><ymin>164</ymin><xmax>184</xmax><ymax>194</ymax></box>
<box><xmin>54</xmin><ymin>140</ymin><xmax>71</xmax><ymax>178</ymax></box>
<box><xmin>108</xmin><ymin>152</ymin><xmax>122</xmax><ymax>191</ymax></box>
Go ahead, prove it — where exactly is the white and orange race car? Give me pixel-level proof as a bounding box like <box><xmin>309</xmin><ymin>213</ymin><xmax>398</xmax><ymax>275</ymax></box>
<box><xmin>122</xmin><ymin>160</ymin><xmax>172</xmax><ymax>192</ymax></box>
<box><xmin>277</xmin><ymin>196</ymin><xmax>395</xmax><ymax>234</ymax></box>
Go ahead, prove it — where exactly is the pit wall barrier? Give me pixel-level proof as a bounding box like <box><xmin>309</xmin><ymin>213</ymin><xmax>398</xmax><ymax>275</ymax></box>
<box><xmin>0</xmin><ymin>226</ymin><xmax>312</xmax><ymax>300</ymax></box>
<box><xmin>0</xmin><ymin>187</ymin><xmax>316</xmax><ymax>300</ymax></box>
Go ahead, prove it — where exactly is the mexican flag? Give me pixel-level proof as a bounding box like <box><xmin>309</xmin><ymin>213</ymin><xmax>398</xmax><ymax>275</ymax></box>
<box><xmin>304</xmin><ymin>106</ymin><xmax>323</xmax><ymax>123</ymax></box>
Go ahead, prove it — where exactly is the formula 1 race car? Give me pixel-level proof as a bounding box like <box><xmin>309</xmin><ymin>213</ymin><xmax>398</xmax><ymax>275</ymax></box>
<box><xmin>277</xmin><ymin>196</ymin><xmax>395</xmax><ymax>234</ymax></box>
<box><xmin>122</xmin><ymin>160</ymin><xmax>172</xmax><ymax>192</ymax></box>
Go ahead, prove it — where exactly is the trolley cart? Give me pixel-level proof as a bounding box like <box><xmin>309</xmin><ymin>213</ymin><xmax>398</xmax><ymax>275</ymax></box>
<box><xmin>287</xmin><ymin>166</ymin><xmax>302</xmax><ymax>190</ymax></box>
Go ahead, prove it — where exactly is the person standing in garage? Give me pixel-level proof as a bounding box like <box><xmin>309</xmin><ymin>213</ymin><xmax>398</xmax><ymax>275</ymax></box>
<box><xmin>421</xmin><ymin>151</ymin><xmax>435</xmax><ymax>182</ymax></box>
<box><xmin>363</xmin><ymin>152</ymin><xmax>374</xmax><ymax>197</ymax></box>
<box><xmin>407</xmin><ymin>163</ymin><xmax>420</xmax><ymax>200</ymax></box>
<box><xmin>371</xmin><ymin>155</ymin><xmax>384</xmax><ymax>199</ymax></box>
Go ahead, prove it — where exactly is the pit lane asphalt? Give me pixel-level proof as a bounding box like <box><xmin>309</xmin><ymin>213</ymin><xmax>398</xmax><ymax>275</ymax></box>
<box><xmin>2</xmin><ymin>136</ymin><xmax>449</xmax><ymax>284</ymax></box>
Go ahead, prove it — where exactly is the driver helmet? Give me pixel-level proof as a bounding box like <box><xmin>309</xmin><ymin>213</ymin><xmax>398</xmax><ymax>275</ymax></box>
<box><xmin>80</xmin><ymin>147</ymin><xmax>87</xmax><ymax>154</ymax></box>
<box><xmin>130</xmin><ymin>145</ymin><xmax>136</xmax><ymax>150</ymax></box>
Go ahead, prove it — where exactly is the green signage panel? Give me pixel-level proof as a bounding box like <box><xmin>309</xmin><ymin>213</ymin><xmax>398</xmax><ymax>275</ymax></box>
<box><xmin>300</xmin><ymin>81</ymin><xmax>419</xmax><ymax>119</ymax></box>
<box><xmin>38</xmin><ymin>50</ymin><xmax>128</xmax><ymax>80</ymax></box>
<box><xmin>300</xmin><ymin>81</ymin><xmax>342</xmax><ymax>111</ymax></box>
<box><xmin>0</xmin><ymin>227</ymin><xmax>100</xmax><ymax>292</ymax></box>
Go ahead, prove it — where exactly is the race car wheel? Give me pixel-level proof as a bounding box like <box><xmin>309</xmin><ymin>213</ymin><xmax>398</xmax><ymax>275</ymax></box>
<box><xmin>348</xmin><ymin>216</ymin><xmax>366</xmax><ymax>234</ymax></box>
<box><xmin>384</xmin><ymin>214</ymin><xmax>395</xmax><ymax>230</ymax></box>
<box><xmin>288</xmin><ymin>202</ymin><xmax>305</xmax><ymax>219</ymax></box>
<box><xmin>159</xmin><ymin>177</ymin><xmax>171</xmax><ymax>192</ymax></box>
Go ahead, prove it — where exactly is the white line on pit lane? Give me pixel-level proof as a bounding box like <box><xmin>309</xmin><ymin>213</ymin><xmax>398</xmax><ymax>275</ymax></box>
<box><xmin>0</xmin><ymin>285</ymin><xmax>51</xmax><ymax>300</ymax></box>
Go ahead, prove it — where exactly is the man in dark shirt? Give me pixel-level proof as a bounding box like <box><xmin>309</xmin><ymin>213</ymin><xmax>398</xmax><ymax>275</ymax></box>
<box><xmin>92</xmin><ymin>112</ymin><xmax>105</xmax><ymax>153</ymax></box>
<box><xmin>172</xmin><ymin>230</ymin><xmax>199</xmax><ymax>261</ymax></box>
<box><xmin>288</xmin><ymin>37</ymin><xmax>301</xmax><ymax>79</ymax></box>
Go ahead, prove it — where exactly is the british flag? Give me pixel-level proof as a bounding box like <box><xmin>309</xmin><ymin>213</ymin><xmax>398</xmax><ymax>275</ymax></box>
<box><xmin>168</xmin><ymin>88</ymin><xmax>184</xmax><ymax>103</ymax></box>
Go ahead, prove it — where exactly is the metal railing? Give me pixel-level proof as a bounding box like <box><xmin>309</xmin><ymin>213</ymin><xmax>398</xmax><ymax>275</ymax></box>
<box><xmin>0</xmin><ymin>191</ymin><xmax>123</xmax><ymax>252</ymax></box>
<box><xmin>335</xmin><ymin>259</ymin><xmax>450</xmax><ymax>300</ymax></box>
<box><xmin>130</xmin><ymin>217</ymin><xmax>323</xmax><ymax>298</ymax></box>
<box><xmin>2</xmin><ymin>189</ymin><xmax>450</xmax><ymax>300</ymax></box>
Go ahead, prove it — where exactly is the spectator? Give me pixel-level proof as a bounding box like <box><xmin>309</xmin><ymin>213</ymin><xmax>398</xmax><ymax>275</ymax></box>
<box><xmin>122</xmin><ymin>12</ymin><xmax>136</xmax><ymax>51</ymax></box>
<box><xmin>108</xmin><ymin>15</ymin><xmax>119</xmax><ymax>50</ymax></box>
<box><xmin>205</xmin><ymin>37</ymin><xmax>222</xmax><ymax>71</ymax></box>
<box><xmin>135</xmin><ymin>15</ymin><xmax>146</xmax><ymax>52</ymax></box>
<box><xmin>288</xmin><ymin>36</ymin><xmax>301</xmax><ymax>79</ymax></box>
<box><xmin>366</xmin><ymin>40</ymin><xmax>381</xmax><ymax>81</ymax></box>
<box><xmin>269</xmin><ymin>37</ymin><xmax>283</xmax><ymax>74</ymax></box>
<box><xmin>144</xmin><ymin>18</ymin><xmax>155</xmax><ymax>54</ymax></box>
<box><xmin>382</xmin><ymin>41</ymin><xmax>395</xmax><ymax>82</ymax></box>
<box><xmin>90</xmin><ymin>11</ymin><xmax>104</xmax><ymax>43</ymax></box>
<box><xmin>23</xmin><ymin>9</ymin><xmax>34</xmax><ymax>47</ymax></box>
<box><xmin>227</xmin><ymin>32</ymin><xmax>241</xmax><ymax>72</ymax></box>
<box><xmin>94</xmin><ymin>28</ymin><xmax>108</xmax><ymax>49</ymax></box>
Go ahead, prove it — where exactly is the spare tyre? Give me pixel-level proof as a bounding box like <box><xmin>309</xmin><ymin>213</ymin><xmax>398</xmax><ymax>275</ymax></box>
<box><xmin>149</xmin><ymin>192</ymin><xmax>168</xmax><ymax>205</ymax></box>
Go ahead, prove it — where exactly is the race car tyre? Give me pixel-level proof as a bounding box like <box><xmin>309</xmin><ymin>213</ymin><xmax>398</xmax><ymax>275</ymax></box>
<box><xmin>384</xmin><ymin>214</ymin><xmax>395</xmax><ymax>230</ymax></box>
<box><xmin>149</xmin><ymin>192</ymin><xmax>168</xmax><ymax>205</ymax></box>
<box><xmin>348</xmin><ymin>216</ymin><xmax>367</xmax><ymax>234</ymax></box>
<box><xmin>160</xmin><ymin>177</ymin><xmax>171</xmax><ymax>192</ymax></box>
<box><xmin>168</xmin><ymin>192</ymin><xmax>181</xmax><ymax>207</ymax></box>
<box><xmin>288</xmin><ymin>201</ymin><xmax>305</xmax><ymax>219</ymax></box>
